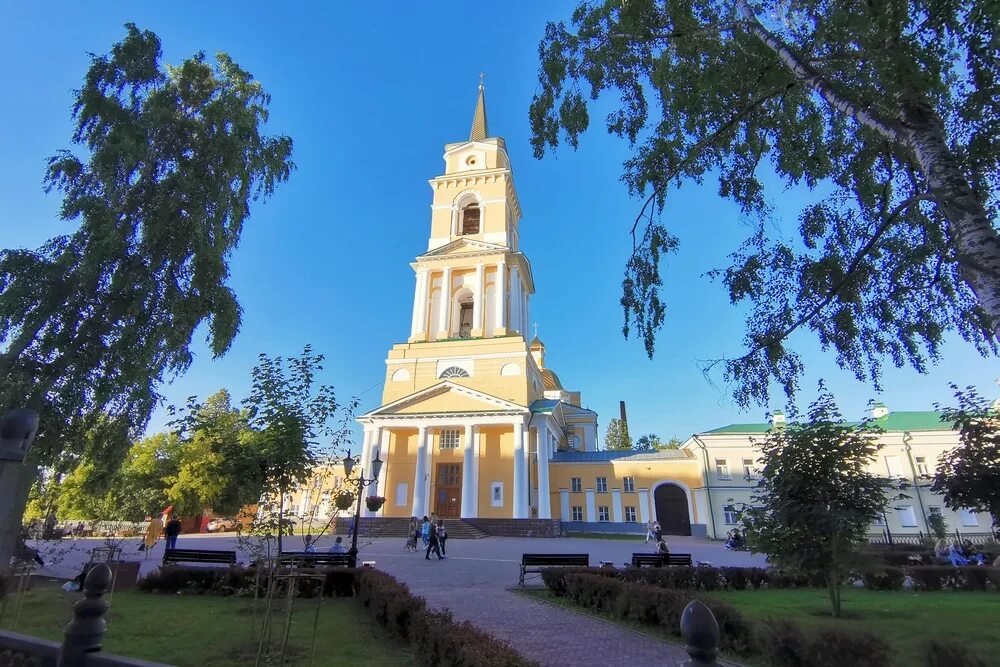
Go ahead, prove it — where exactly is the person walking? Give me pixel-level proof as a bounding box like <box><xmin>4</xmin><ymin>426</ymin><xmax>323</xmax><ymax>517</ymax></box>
<box><xmin>164</xmin><ymin>514</ymin><xmax>182</xmax><ymax>551</ymax></box>
<box><xmin>425</xmin><ymin>522</ymin><xmax>443</xmax><ymax>560</ymax></box>
<box><xmin>436</xmin><ymin>520</ymin><xmax>448</xmax><ymax>558</ymax></box>
<box><xmin>421</xmin><ymin>516</ymin><xmax>431</xmax><ymax>547</ymax></box>
<box><xmin>644</xmin><ymin>519</ymin><xmax>656</xmax><ymax>543</ymax></box>
<box><xmin>142</xmin><ymin>514</ymin><xmax>163</xmax><ymax>559</ymax></box>
<box><xmin>405</xmin><ymin>516</ymin><xmax>419</xmax><ymax>552</ymax></box>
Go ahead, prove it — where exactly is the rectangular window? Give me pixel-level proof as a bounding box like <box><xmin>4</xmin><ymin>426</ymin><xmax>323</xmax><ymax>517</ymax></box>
<box><xmin>742</xmin><ymin>458</ymin><xmax>756</xmax><ymax>479</ymax></box>
<box><xmin>897</xmin><ymin>505</ymin><xmax>918</xmax><ymax>528</ymax></box>
<box><xmin>571</xmin><ymin>477</ymin><xmax>582</xmax><ymax>493</ymax></box>
<box><xmin>571</xmin><ymin>506</ymin><xmax>583</xmax><ymax>521</ymax></box>
<box><xmin>623</xmin><ymin>477</ymin><xmax>635</xmax><ymax>493</ymax></box>
<box><xmin>596</xmin><ymin>477</ymin><xmax>608</xmax><ymax>493</ymax></box>
<box><xmin>598</xmin><ymin>506</ymin><xmax>610</xmax><ymax>522</ymax></box>
<box><xmin>960</xmin><ymin>508</ymin><xmax>979</xmax><ymax>527</ymax></box>
<box><xmin>885</xmin><ymin>455</ymin><xmax>904</xmax><ymax>478</ymax></box>
<box><xmin>915</xmin><ymin>456</ymin><xmax>929</xmax><ymax>476</ymax></box>
<box><xmin>624</xmin><ymin>506</ymin><xmax>637</xmax><ymax>522</ymax></box>
<box><xmin>723</xmin><ymin>505</ymin><xmax>738</xmax><ymax>525</ymax></box>
<box><xmin>395</xmin><ymin>483</ymin><xmax>408</xmax><ymax>507</ymax></box>
<box><xmin>440</xmin><ymin>429</ymin><xmax>461</xmax><ymax>449</ymax></box>
<box><xmin>715</xmin><ymin>459</ymin><xmax>730</xmax><ymax>480</ymax></box>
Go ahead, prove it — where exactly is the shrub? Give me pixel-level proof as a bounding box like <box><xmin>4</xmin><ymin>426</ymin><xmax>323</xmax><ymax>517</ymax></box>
<box><xmin>858</xmin><ymin>567</ymin><xmax>905</xmax><ymax>591</ymax></box>
<box><xmin>758</xmin><ymin>619</ymin><xmax>810</xmax><ymax>667</ymax></box>
<box><xmin>539</xmin><ymin>567</ymin><xmax>606</xmax><ymax>596</ymax></box>
<box><xmin>907</xmin><ymin>566</ymin><xmax>958</xmax><ymax>591</ymax></box>
<box><xmin>759</xmin><ymin>619</ymin><xmax>890</xmax><ymax>667</ymax></box>
<box><xmin>924</xmin><ymin>640</ymin><xmax>990</xmax><ymax>667</ymax></box>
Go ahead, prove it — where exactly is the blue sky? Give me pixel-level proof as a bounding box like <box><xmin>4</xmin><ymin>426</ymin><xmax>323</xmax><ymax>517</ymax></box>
<box><xmin>1</xmin><ymin>2</ymin><xmax>996</xmax><ymax>445</ymax></box>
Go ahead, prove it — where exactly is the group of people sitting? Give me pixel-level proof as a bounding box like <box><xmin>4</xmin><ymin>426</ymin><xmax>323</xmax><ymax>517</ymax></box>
<box><xmin>938</xmin><ymin>538</ymin><xmax>989</xmax><ymax>566</ymax></box>
<box><xmin>644</xmin><ymin>519</ymin><xmax>669</xmax><ymax>555</ymax></box>
<box><xmin>406</xmin><ymin>515</ymin><xmax>448</xmax><ymax>560</ymax></box>
<box><xmin>724</xmin><ymin>529</ymin><xmax>747</xmax><ymax>551</ymax></box>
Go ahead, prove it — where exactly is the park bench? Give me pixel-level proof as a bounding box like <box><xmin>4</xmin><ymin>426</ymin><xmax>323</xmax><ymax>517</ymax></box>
<box><xmin>519</xmin><ymin>553</ymin><xmax>589</xmax><ymax>586</ymax></box>
<box><xmin>279</xmin><ymin>552</ymin><xmax>353</xmax><ymax>568</ymax></box>
<box><xmin>631</xmin><ymin>552</ymin><xmax>693</xmax><ymax>567</ymax></box>
<box><xmin>162</xmin><ymin>548</ymin><xmax>237</xmax><ymax>567</ymax></box>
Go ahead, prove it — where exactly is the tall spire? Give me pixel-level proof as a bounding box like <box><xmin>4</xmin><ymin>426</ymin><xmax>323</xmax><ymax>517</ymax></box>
<box><xmin>469</xmin><ymin>74</ymin><xmax>488</xmax><ymax>141</ymax></box>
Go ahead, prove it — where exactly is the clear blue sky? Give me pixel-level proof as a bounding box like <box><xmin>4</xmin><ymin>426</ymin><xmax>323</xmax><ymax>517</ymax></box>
<box><xmin>1</xmin><ymin>2</ymin><xmax>996</xmax><ymax>445</ymax></box>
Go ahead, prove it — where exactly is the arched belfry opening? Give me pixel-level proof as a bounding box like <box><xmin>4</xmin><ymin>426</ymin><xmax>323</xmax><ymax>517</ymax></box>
<box><xmin>461</xmin><ymin>203</ymin><xmax>480</xmax><ymax>235</ymax></box>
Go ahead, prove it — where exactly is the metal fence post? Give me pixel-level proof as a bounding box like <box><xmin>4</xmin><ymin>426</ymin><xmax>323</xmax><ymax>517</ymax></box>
<box><xmin>58</xmin><ymin>563</ymin><xmax>113</xmax><ymax>666</ymax></box>
<box><xmin>680</xmin><ymin>599</ymin><xmax>720</xmax><ymax>667</ymax></box>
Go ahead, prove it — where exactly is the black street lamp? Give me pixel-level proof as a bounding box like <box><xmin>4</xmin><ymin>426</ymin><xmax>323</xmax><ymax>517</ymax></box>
<box><xmin>342</xmin><ymin>449</ymin><xmax>383</xmax><ymax>568</ymax></box>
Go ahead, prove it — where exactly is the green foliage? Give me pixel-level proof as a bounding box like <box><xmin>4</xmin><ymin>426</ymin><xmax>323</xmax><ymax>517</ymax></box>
<box><xmin>603</xmin><ymin>417</ymin><xmax>633</xmax><ymax>450</ymax></box>
<box><xmin>531</xmin><ymin>0</ymin><xmax>1000</xmax><ymax>408</ymax></box>
<box><xmin>926</xmin><ymin>511</ymin><xmax>949</xmax><ymax>542</ymax></box>
<box><xmin>0</xmin><ymin>23</ymin><xmax>292</xmax><ymax>465</ymax></box>
<box><xmin>740</xmin><ymin>385</ymin><xmax>900</xmax><ymax>616</ymax></box>
<box><xmin>932</xmin><ymin>385</ymin><xmax>1000</xmax><ymax>527</ymax></box>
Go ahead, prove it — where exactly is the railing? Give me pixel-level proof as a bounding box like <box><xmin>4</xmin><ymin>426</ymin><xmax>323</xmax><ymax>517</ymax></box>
<box><xmin>0</xmin><ymin>564</ymin><xmax>168</xmax><ymax>667</ymax></box>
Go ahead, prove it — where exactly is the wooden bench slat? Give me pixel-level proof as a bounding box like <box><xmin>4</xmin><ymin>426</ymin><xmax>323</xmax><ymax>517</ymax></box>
<box><xmin>279</xmin><ymin>552</ymin><xmax>353</xmax><ymax>568</ymax></box>
<box><xmin>519</xmin><ymin>553</ymin><xmax>590</xmax><ymax>586</ymax></box>
<box><xmin>162</xmin><ymin>548</ymin><xmax>237</xmax><ymax>566</ymax></box>
<box><xmin>630</xmin><ymin>552</ymin><xmax>693</xmax><ymax>567</ymax></box>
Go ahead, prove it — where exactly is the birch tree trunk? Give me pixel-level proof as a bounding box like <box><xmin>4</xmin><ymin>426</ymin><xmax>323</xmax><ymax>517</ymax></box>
<box><xmin>901</xmin><ymin>100</ymin><xmax>1000</xmax><ymax>338</ymax></box>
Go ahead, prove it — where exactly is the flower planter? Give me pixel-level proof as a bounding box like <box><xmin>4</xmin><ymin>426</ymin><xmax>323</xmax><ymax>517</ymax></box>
<box><xmin>334</xmin><ymin>492</ymin><xmax>355</xmax><ymax>511</ymax></box>
<box><xmin>365</xmin><ymin>496</ymin><xmax>386</xmax><ymax>512</ymax></box>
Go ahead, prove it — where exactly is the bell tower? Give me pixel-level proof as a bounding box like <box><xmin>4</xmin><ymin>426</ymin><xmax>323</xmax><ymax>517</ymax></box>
<box><xmin>407</xmin><ymin>83</ymin><xmax>533</xmax><ymax>343</ymax></box>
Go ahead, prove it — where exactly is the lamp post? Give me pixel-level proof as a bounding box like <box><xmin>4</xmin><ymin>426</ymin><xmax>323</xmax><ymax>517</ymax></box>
<box><xmin>342</xmin><ymin>449</ymin><xmax>383</xmax><ymax>568</ymax></box>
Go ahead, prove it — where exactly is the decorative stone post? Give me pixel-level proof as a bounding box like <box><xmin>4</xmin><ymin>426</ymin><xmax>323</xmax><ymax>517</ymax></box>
<box><xmin>58</xmin><ymin>563</ymin><xmax>113</xmax><ymax>666</ymax></box>
<box><xmin>680</xmin><ymin>599</ymin><xmax>720</xmax><ymax>667</ymax></box>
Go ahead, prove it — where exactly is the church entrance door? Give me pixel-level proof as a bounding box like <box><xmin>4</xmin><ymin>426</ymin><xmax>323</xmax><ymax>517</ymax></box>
<box><xmin>654</xmin><ymin>484</ymin><xmax>692</xmax><ymax>536</ymax></box>
<box><xmin>434</xmin><ymin>463</ymin><xmax>462</xmax><ymax>518</ymax></box>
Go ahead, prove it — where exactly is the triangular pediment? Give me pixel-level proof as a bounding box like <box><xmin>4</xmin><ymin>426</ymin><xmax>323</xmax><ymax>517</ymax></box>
<box><xmin>418</xmin><ymin>238</ymin><xmax>507</xmax><ymax>259</ymax></box>
<box><xmin>362</xmin><ymin>381</ymin><xmax>527</xmax><ymax>418</ymax></box>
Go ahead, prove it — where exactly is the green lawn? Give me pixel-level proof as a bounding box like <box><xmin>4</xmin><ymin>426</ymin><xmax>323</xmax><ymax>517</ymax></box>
<box><xmin>709</xmin><ymin>588</ymin><xmax>1000</xmax><ymax>666</ymax></box>
<box><xmin>0</xmin><ymin>583</ymin><xmax>414</xmax><ymax>666</ymax></box>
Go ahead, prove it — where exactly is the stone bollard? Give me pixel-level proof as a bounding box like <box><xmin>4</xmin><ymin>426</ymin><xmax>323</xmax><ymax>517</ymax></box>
<box><xmin>680</xmin><ymin>599</ymin><xmax>720</xmax><ymax>667</ymax></box>
<box><xmin>58</xmin><ymin>563</ymin><xmax>113</xmax><ymax>666</ymax></box>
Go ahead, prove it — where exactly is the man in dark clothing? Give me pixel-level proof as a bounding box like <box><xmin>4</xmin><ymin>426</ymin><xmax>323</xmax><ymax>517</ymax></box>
<box><xmin>164</xmin><ymin>515</ymin><xmax>182</xmax><ymax>550</ymax></box>
<box><xmin>425</xmin><ymin>523</ymin><xmax>443</xmax><ymax>560</ymax></box>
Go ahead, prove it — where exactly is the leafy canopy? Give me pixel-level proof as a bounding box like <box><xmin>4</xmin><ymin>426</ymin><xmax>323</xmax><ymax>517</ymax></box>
<box><xmin>0</xmin><ymin>24</ymin><xmax>294</xmax><ymax>466</ymax></box>
<box><xmin>603</xmin><ymin>417</ymin><xmax>634</xmax><ymax>450</ymax></box>
<box><xmin>932</xmin><ymin>385</ymin><xmax>1000</xmax><ymax>526</ymax></box>
<box><xmin>740</xmin><ymin>385</ymin><xmax>900</xmax><ymax>616</ymax></box>
<box><xmin>531</xmin><ymin>0</ymin><xmax>1000</xmax><ymax>408</ymax></box>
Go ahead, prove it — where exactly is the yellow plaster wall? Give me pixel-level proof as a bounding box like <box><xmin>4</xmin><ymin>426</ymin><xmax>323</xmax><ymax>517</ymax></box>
<box><xmin>429</xmin><ymin>177</ymin><xmax>511</xmax><ymax>240</ymax></box>
<box><xmin>380</xmin><ymin>429</ymin><xmax>419</xmax><ymax>518</ymax></box>
<box><xmin>476</xmin><ymin>426</ymin><xmax>515</xmax><ymax>518</ymax></box>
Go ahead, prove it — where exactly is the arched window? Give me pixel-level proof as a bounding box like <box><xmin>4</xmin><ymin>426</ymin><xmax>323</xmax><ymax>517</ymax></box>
<box><xmin>439</xmin><ymin>366</ymin><xmax>470</xmax><ymax>379</ymax></box>
<box><xmin>461</xmin><ymin>204</ymin><xmax>480</xmax><ymax>235</ymax></box>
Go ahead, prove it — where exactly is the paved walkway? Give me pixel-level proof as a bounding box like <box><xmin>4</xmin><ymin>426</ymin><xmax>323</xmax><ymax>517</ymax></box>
<box><xmin>32</xmin><ymin>534</ymin><xmax>762</xmax><ymax>666</ymax></box>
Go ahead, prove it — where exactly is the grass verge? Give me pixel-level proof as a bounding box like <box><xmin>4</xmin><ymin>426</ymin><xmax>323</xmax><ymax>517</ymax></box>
<box><xmin>0</xmin><ymin>584</ymin><xmax>414</xmax><ymax>667</ymax></box>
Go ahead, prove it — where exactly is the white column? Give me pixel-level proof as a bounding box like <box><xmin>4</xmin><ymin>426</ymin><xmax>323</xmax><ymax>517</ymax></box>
<box><xmin>424</xmin><ymin>429</ymin><xmax>434</xmax><ymax>516</ymax></box>
<box><xmin>411</xmin><ymin>426</ymin><xmax>428</xmax><ymax>518</ymax></box>
<box><xmin>359</xmin><ymin>427</ymin><xmax>375</xmax><ymax>516</ymax></box>
<box><xmin>585</xmin><ymin>489</ymin><xmax>596</xmax><ymax>522</ymax></box>
<box><xmin>638</xmin><ymin>489</ymin><xmax>651</xmax><ymax>524</ymax></box>
<box><xmin>536</xmin><ymin>427</ymin><xmax>551</xmax><ymax>519</ymax></box>
<box><xmin>522</xmin><ymin>291</ymin><xmax>529</xmax><ymax>337</ymax></box>
<box><xmin>410</xmin><ymin>271</ymin><xmax>426</xmax><ymax>338</ymax></box>
<box><xmin>374</xmin><ymin>429</ymin><xmax>389</xmax><ymax>508</ymax></box>
<box><xmin>510</xmin><ymin>266</ymin><xmax>521</xmax><ymax>333</ymax></box>
<box><xmin>461</xmin><ymin>424</ymin><xmax>478</xmax><ymax>518</ymax></box>
<box><xmin>473</xmin><ymin>263</ymin><xmax>485</xmax><ymax>334</ymax></box>
<box><xmin>612</xmin><ymin>489</ymin><xmax>623</xmax><ymax>523</ymax></box>
<box><xmin>513</xmin><ymin>419</ymin><xmax>528</xmax><ymax>518</ymax></box>
<box><xmin>560</xmin><ymin>489</ymin><xmax>570</xmax><ymax>521</ymax></box>
<box><xmin>438</xmin><ymin>267</ymin><xmax>452</xmax><ymax>337</ymax></box>
<box><xmin>494</xmin><ymin>260</ymin><xmax>506</xmax><ymax>332</ymax></box>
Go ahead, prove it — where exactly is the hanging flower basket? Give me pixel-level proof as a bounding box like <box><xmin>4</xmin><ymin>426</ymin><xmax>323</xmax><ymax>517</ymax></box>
<box><xmin>365</xmin><ymin>496</ymin><xmax>387</xmax><ymax>512</ymax></box>
<box><xmin>334</xmin><ymin>491</ymin><xmax>355</xmax><ymax>511</ymax></box>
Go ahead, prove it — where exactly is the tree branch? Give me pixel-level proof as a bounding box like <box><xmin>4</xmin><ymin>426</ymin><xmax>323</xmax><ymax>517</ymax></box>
<box><xmin>735</xmin><ymin>0</ymin><xmax>904</xmax><ymax>142</ymax></box>
<box><xmin>629</xmin><ymin>81</ymin><xmax>796</xmax><ymax>247</ymax></box>
<box><xmin>736</xmin><ymin>193</ymin><xmax>938</xmax><ymax>361</ymax></box>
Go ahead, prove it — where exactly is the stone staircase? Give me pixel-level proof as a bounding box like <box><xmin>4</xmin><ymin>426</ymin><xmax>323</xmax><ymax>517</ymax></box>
<box><xmin>342</xmin><ymin>517</ymin><xmax>489</xmax><ymax>539</ymax></box>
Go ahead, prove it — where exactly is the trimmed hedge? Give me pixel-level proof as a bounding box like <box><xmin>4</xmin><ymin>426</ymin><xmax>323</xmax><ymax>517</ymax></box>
<box><xmin>907</xmin><ymin>566</ymin><xmax>999</xmax><ymax>592</ymax></box>
<box><xmin>138</xmin><ymin>566</ymin><xmax>536</xmax><ymax>667</ymax></box>
<box><xmin>924</xmin><ymin>640</ymin><xmax>990</xmax><ymax>667</ymax></box>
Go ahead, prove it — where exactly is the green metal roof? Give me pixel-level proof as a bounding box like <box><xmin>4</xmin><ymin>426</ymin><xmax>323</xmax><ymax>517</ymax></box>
<box><xmin>702</xmin><ymin>411</ymin><xmax>952</xmax><ymax>435</ymax></box>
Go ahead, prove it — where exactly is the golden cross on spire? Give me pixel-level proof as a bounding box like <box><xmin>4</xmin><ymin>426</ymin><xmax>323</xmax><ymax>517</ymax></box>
<box><xmin>479</xmin><ymin>72</ymin><xmax>486</xmax><ymax>88</ymax></box>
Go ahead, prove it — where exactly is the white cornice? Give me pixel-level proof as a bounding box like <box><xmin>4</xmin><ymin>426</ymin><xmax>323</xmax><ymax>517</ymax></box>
<box><xmin>386</xmin><ymin>351</ymin><xmax>529</xmax><ymax>364</ymax></box>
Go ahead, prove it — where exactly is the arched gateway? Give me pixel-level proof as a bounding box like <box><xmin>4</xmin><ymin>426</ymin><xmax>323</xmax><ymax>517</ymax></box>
<box><xmin>654</xmin><ymin>483</ymin><xmax>692</xmax><ymax>536</ymax></box>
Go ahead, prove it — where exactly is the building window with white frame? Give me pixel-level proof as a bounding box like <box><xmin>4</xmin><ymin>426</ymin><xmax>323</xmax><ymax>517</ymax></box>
<box><xmin>915</xmin><ymin>456</ymin><xmax>929</xmax><ymax>477</ymax></box>
<box><xmin>571</xmin><ymin>506</ymin><xmax>583</xmax><ymax>521</ymax></box>
<box><xmin>897</xmin><ymin>505</ymin><xmax>918</xmax><ymax>527</ymax></box>
<box><xmin>715</xmin><ymin>458</ymin><xmax>731</xmax><ymax>480</ymax></box>
<box><xmin>439</xmin><ymin>429</ymin><xmax>461</xmax><ymax>449</ymax></box>
<box><xmin>624</xmin><ymin>506</ymin><xmax>637</xmax><ymax>522</ymax></box>
<box><xmin>571</xmin><ymin>477</ymin><xmax>582</xmax><ymax>493</ymax></box>
<box><xmin>623</xmin><ymin>476</ymin><xmax>635</xmax><ymax>493</ymax></box>
<box><xmin>960</xmin><ymin>508</ymin><xmax>979</xmax><ymax>527</ymax></box>
<box><xmin>596</xmin><ymin>477</ymin><xmax>608</xmax><ymax>493</ymax></box>
<box><xmin>598</xmin><ymin>506</ymin><xmax>610</xmax><ymax>522</ymax></box>
<box><xmin>885</xmin><ymin>455</ymin><xmax>904</xmax><ymax>478</ymax></box>
<box><xmin>742</xmin><ymin>458</ymin><xmax>756</xmax><ymax>479</ymax></box>
<box><xmin>723</xmin><ymin>505</ymin><xmax>738</xmax><ymax>525</ymax></box>
<box><xmin>566</xmin><ymin>434</ymin><xmax>580</xmax><ymax>450</ymax></box>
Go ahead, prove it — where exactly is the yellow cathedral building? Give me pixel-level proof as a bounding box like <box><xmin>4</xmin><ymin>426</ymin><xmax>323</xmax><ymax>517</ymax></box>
<box><xmin>352</xmin><ymin>84</ymin><xmax>706</xmax><ymax>533</ymax></box>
